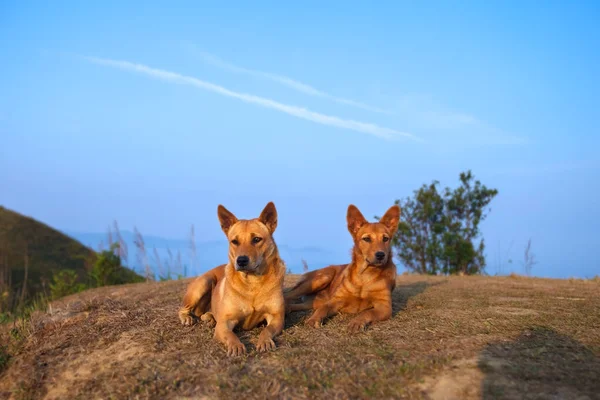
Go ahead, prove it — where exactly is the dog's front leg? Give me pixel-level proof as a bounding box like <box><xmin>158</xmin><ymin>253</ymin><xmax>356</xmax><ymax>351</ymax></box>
<box><xmin>304</xmin><ymin>303</ymin><xmax>335</xmax><ymax>328</ymax></box>
<box><xmin>256</xmin><ymin>312</ymin><xmax>284</xmax><ymax>352</ymax></box>
<box><xmin>347</xmin><ymin>301</ymin><xmax>392</xmax><ymax>332</ymax></box>
<box><xmin>214</xmin><ymin>319</ymin><xmax>245</xmax><ymax>356</ymax></box>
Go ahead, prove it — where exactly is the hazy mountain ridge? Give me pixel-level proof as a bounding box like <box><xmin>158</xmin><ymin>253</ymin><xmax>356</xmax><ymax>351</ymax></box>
<box><xmin>65</xmin><ymin>230</ymin><xmax>346</xmax><ymax>277</ymax></box>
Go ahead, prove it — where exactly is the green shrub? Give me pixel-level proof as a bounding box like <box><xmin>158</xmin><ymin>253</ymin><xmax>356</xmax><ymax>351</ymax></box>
<box><xmin>49</xmin><ymin>269</ymin><xmax>87</xmax><ymax>300</ymax></box>
<box><xmin>91</xmin><ymin>244</ymin><xmax>144</xmax><ymax>287</ymax></box>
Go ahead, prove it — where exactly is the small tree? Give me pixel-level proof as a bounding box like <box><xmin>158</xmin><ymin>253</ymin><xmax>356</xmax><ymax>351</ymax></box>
<box><xmin>391</xmin><ymin>182</ymin><xmax>445</xmax><ymax>274</ymax></box>
<box><xmin>386</xmin><ymin>170</ymin><xmax>498</xmax><ymax>275</ymax></box>
<box><xmin>441</xmin><ymin>171</ymin><xmax>498</xmax><ymax>274</ymax></box>
<box><xmin>49</xmin><ymin>270</ymin><xmax>86</xmax><ymax>300</ymax></box>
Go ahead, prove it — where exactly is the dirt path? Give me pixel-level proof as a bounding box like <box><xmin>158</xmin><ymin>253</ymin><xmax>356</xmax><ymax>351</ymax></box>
<box><xmin>1</xmin><ymin>275</ymin><xmax>599</xmax><ymax>399</ymax></box>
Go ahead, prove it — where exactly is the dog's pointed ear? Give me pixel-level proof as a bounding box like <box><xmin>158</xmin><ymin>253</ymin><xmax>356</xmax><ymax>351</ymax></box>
<box><xmin>217</xmin><ymin>205</ymin><xmax>238</xmax><ymax>235</ymax></box>
<box><xmin>347</xmin><ymin>204</ymin><xmax>368</xmax><ymax>236</ymax></box>
<box><xmin>259</xmin><ymin>202</ymin><xmax>278</xmax><ymax>234</ymax></box>
<box><xmin>379</xmin><ymin>204</ymin><xmax>401</xmax><ymax>234</ymax></box>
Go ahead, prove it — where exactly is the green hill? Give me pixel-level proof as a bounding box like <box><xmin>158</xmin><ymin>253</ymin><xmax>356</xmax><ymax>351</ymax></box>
<box><xmin>0</xmin><ymin>206</ymin><xmax>140</xmax><ymax>313</ymax></box>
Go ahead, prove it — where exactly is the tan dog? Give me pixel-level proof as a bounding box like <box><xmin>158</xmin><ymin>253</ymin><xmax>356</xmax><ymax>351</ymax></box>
<box><xmin>284</xmin><ymin>204</ymin><xmax>400</xmax><ymax>332</ymax></box>
<box><xmin>178</xmin><ymin>202</ymin><xmax>286</xmax><ymax>356</ymax></box>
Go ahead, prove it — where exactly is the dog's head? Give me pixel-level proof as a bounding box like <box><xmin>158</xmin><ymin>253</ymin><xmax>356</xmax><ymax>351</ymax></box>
<box><xmin>347</xmin><ymin>204</ymin><xmax>400</xmax><ymax>267</ymax></box>
<box><xmin>218</xmin><ymin>202</ymin><xmax>278</xmax><ymax>274</ymax></box>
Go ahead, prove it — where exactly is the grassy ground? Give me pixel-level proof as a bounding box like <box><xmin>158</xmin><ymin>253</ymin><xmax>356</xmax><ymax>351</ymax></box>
<box><xmin>1</xmin><ymin>274</ymin><xmax>599</xmax><ymax>399</ymax></box>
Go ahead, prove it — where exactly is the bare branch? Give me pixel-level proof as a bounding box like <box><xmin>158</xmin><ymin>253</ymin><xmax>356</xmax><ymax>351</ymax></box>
<box><xmin>176</xmin><ymin>250</ymin><xmax>182</xmax><ymax>278</ymax></box>
<box><xmin>133</xmin><ymin>226</ymin><xmax>152</xmax><ymax>282</ymax></box>
<box><xmin>19</xmin><ymin>243</ymin><xmax>29</xmax><ymax>308</ymax></box>
<box><xmin>189</xmin><ymin>224</ymin><xmax>196</xmax><ymax>277</ymax></box>
<box><xmin>107</xmin><ymin>226</ymin><xmax>114</xmax><ymax>248</ymax></box>
<box><xmin>302</xmin><ymin>259</ymin><xmax>309</xmax><ymax>273</ymax></box>
<box><xmin>153</xmin><ymin>247</ymin><xmax>163</xmax><ymax>280</ymax></box>
<box><xmin>113</xmin><ymin>220</ymin><xmax>128</xmax><ymax>264</ymax></box>
<box><xmin>522</xmin><ymin>238</ymin><xmax>538</xmax><ymax>276</ymax></box>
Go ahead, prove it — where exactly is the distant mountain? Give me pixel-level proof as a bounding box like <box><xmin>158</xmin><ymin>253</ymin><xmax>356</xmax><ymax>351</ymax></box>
<box><xmin>65</xmin><ymin>230</ymin><xmax>348</xmax><ymax>277</ymax></box>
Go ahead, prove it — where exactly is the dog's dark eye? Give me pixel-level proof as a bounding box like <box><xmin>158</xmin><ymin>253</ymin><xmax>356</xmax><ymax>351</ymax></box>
<box><xmin>383</xmin><ymin>236</ymin><xmax>389</xmax><ymax>243</ymax></box>
<box><xmin>231</xmin><ymin>239</ymin><xmax>240</xmax><ymax>246</ymax></box>
<box><xmin>362</xmin><ymin>236</ymin><xmax>371</xmax><ymax>243</ymax></box>
<box><xmin>252</xmin><ymin>237</ymin><xmax>262</xmax><ymax>244</ymax></box>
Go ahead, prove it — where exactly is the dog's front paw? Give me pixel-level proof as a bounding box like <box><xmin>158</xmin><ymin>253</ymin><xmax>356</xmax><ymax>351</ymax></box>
<box><xmin>348</xmin><ymin>318</ymin><xmax>368</xmax><ymax>333</ymax></box>
<box><xmin>178</xmin><ymin>309</ymin><xmax>197</xmax><ymax>326</ymax></box>
<box><xmin>200</xmin><ymin>312</ymin><xmax>216</xmax><ymax>327</ymax></box>
<box><xmin>256</xmin><ymin>338</ymin><xmax>276</xmax><ymax>352</ymax></box>
<box><xmin>226</xmin><ymin>340</ymin><xmax>246</xmax><ymax>357</ymax></box>
<box><xmin>305</xmin><ymin>316</ymin><xmax>322</xmax><ymax>328</ymax></box>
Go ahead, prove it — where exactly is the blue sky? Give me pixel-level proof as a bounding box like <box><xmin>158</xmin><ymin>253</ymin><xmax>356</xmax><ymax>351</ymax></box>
<box><xmin>1</xmin><ymin>1</ymin><xmax>599</xmax><ymax>278</ymax></box>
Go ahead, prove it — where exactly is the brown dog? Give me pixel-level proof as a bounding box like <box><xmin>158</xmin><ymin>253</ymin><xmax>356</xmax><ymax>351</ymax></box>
<box><xmin>178</xmin><ymin>202</ymin><xmax>286</xmax><ymax>356</ymax></box>
<box><xmin>284</xmin><ymin>204</ymin><xmax>400</xmax><ymax>332</ymax></box>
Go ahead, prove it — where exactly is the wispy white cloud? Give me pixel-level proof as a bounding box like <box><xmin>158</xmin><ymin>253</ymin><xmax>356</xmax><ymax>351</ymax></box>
<box><xmin>83</xmin><ymin>56</ymin><xmax>418</xmax><ymax>141</ymax></box>
<box><xmin>186</xmin><ymin>46</ymin><xmax>391</xmax><ymax>115</ymax></box>
<box><xmin>392</xmin><ymin>94</ymin><xmax>485</xmax><ymax>129</ymax></box>
<box><xmin>382</xmin><ymin>93</ymin><xmax>527</xmax><ymax>145</ymax></box>
<box><xmin>184</xmin><ymin>47</ymin><xmax>525</xmax><ymax>145</ymax></box>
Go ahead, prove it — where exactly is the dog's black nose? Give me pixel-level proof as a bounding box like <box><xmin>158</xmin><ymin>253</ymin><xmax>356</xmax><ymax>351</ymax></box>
<box><xmin>375</xmin><ymin>251</ymin><xmax>386</xmax><ymax>261</ymax></box>
<box><xmin>236</xmin><ymin>255</ymin><xmax>250</xmax><ymax>267</ymax></box>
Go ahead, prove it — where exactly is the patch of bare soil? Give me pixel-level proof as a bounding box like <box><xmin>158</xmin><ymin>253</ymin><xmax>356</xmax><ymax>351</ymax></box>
<box><xmin>1</xmin><ymin>275</ymin><xmax>599</xmax><ymax>399</ymax></box>
<box><xmin>418</xmin><ymin>358</ymin><xmax>484</xmax><ymax>400</ymax></box>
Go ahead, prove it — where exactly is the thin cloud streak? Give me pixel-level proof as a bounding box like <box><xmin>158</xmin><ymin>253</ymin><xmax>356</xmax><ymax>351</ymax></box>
<box><xmin>191</xmin><ymin>49</ymin><xmax>391</xmax><ymax>115</ymax></box>
<box><xmin>83</xmin><ymin>56</ymin><xmax>418</xmax><ymax>141</ymax></box>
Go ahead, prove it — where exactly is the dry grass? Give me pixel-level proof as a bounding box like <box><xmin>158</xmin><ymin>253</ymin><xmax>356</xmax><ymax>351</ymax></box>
<box><xmin>1</xmin><ymin>274</ymin><xmax>599</xmax><ymax>399</ymax></box>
